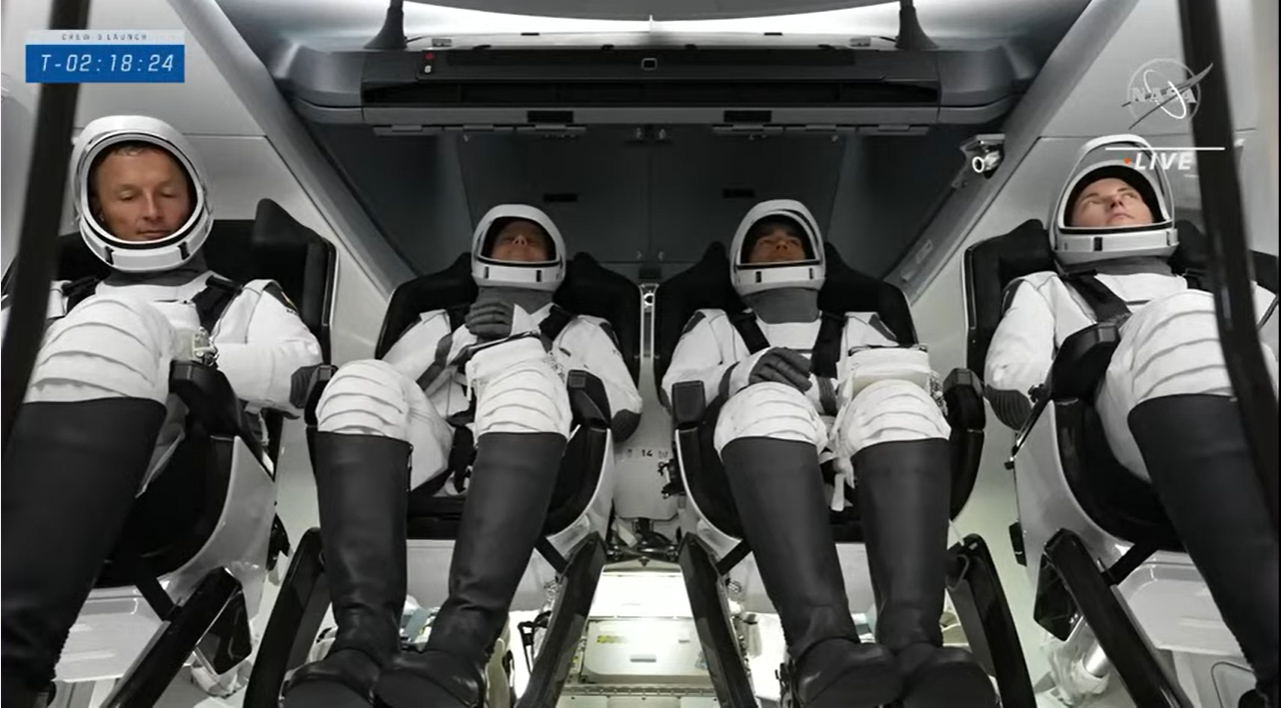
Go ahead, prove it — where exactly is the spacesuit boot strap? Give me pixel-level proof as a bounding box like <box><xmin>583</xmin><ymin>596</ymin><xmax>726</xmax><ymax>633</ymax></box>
<box><xmin>718</xmin><ymin>438</ymin><xmax>900</xmax><ymax>708</ymax></box>
<box><xmin>1129</xmin><ymin>394</ymin><xmax>1280</xmax><ymax>694</ymax></box>
<box><xmin>1</xmin><ymin>399</ymin><xmax>167</xmax><ymax>700</ymax></box>
<box><xmin>374</xmin><ymin>431</ymin><xmax>565</xmax><ymax>708</ymax></box>
<box><xmin>853</xmin><ymin>438</ymin><xmax>995</xmax><ymax>708</ymax></box>
<box><xmin>282</xmin><ymin>432</ymin><xmax>410</xmax><ymax>708</ymax></box>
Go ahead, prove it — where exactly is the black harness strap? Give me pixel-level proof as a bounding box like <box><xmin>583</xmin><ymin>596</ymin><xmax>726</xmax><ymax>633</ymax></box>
<box><xmin>539</xmin><ymin>303</ymin><xmax>576</xmax><ymax>345</ymax></box>
<box><xmin>60</xmin><ymin>276</ymin><xmax>104</xmax><ymax>313</ymax></box>
<box><xmin>191</xmin><ymin>276</ymin><xmax>243</xmax><ymax>333</ymax></box>
<box><xmin>1064</xmin><ymin>272</ymin><xmax>1132</xmax><ymax>325</ymax></box>
<box><xmin>1066</xmin><ymin>269</ymin><xmax>1210</xmax><ymax>326</ymax></box>
<box><xmin>425</xmin><ymin>303</ymin><xmax>580</xmax><ymax>498</ymax></box>
<box><xmin>60</xmin><ymin>274</ymin><xmax>243</xmax><ymax>334</ymax></box>
<box><xmin>810</xmin><ymin>311</ymin><xmax>846</xmax><ymax>380</ymax></box>
<box><xmin>1183</xmin><ymin>269</ymin><xmax>1208</xmax><ymax>292</ymax></box>
<box><xmin>59</xmin><ymin>274</ymin><xmax>244</xmax><ymax>616</ymax></box>
<box><xmin>728</xmin><ymin>310</ymin><xmax>770</xmax><ymax>354</ymax></box>
<box><xmin>729</xmin><ymin>308</ymin><xmax>847</xmax><ymax>416</ymax></box>
<box><xmin>728</xmin><ymin>307</ymin><xmax>847</xmax><ymax>378</ymax></box>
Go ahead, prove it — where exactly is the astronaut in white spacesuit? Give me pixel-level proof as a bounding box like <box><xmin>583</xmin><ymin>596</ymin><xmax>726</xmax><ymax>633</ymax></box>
<box><xmin>661</xmin><ymin>200</ymin><xmax>994</xmax><ymax>708</ymax></box>
<box><xmin>984</xmin><ymin>134</ymin><xmax>1278</xmax><ymax>705</ymax></box>
<box><xmin>0</xmin><ymin>115</ymin><xmax>323</xmax><ymax>708</ymax></box>
<box><xmin>280</xmin><ymin>205</ymin><xmax>642</xmax><ymax>708</ymax></box>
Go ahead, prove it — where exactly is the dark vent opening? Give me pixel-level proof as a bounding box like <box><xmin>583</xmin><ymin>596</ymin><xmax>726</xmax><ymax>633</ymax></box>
<box><xmin>724</xmin><ymin>110</ymin><xmax>772</xmax><ymax>123</ymax></box>
<box><xmin>528</xmin><ymin>110</ymin><xmax>574</xmax><ymax>123</ymax></box>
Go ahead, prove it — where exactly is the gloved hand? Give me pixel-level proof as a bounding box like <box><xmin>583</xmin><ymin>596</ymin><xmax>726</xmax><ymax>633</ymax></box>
<box><xmin>465</xmin><ymin>300</ymin><xmax>515</xmax><ymax>341</ymax></box>
<box><xmin>741</xmin><ymin>347</ymin><xmax>813</xmax><ymax>392</ymax></box>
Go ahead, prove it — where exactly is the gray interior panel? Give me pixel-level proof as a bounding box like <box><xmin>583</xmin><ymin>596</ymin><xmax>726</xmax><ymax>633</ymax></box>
<box><xmin>457</xmin><ymin>131</ymin><xmax>651</xmax><ymax>265</ymax></box>
<box><xmin>303</xmin><ymin>121</ymin><xmax>988</xmax><ymax>282</ymax></box>
<box><xmin>647</xmin><ymin>128</ymin><xmax>846</xmax><ymax>265</ymax></box>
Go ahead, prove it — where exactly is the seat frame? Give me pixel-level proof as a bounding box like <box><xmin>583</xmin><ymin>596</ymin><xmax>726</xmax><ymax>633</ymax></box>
<box><xmin>657</xmin><ymin>242</ymin><xmax>1034</xmax><ymax>707</ymax></box>
<box><xmin>19</xmin><ymin>199</ymin><xmax>337</xmax><ymax>704</ymax></box>
<box><xmin>964</xmin><ymin>218</ymin><xmax>1279</xmax><ymax>707</ymax></box>
<box><xmin>247</xmin><ymin>251</ymin><xmax>640</xmax><ymax>707</ymax></box>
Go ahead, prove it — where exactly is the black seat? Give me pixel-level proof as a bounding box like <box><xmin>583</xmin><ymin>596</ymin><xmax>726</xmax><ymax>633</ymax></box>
<box><xmin>371</xmin><ymin>251</ymin><xmax>641</xmax><ymax>540</ymax></box>
<box><xmin>38</xmin><ymin>198</ymin><xmax>338</xmax><ymax>585</ymax></box>
<box><xmin>963</xmin><ymin>218</ymin><xmax>1279</xmax><ymax>553</ymax></box>
<box><xmin>656</xmin><ymin>242</ymin><xmax>985</xmax><ymax>543</ymax></box>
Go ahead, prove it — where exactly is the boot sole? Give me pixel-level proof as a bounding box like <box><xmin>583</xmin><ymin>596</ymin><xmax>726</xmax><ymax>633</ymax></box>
<box><xmin>805</xmin><ymin>666</ymin><xmax>903</xmax><ymax>708</ymax></box>
<box><xmin>281</xmin><ymin>681</ymin><xmax>374</xmax><ymax>708</ymax></box>
<box><xmin>375</xmin><ymin>671</ymin><xmax>478</xmax><ymax>708</ymax></box>
<box><xmin>902</xmin><ymin>662</ymin><xmax>996</xmax><ymax>708</ymax></box>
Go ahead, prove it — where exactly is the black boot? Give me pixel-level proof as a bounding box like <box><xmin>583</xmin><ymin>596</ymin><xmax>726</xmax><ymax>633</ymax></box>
<box><xmin>374</xmin><ymin>431</ymin><xmax>566</xmax><ymax>708</ymax></box>
<box><xmin>1129</xmin><ymin>394</ymin><xmax>1279</xmax><ymax>701</ymax></box>
<box><xmin>854</xmin><ymin>439</ymin><xmax>996</xmax><ymax>708</ymax></box>
<box><xmin>282</xmin><ymin>433</ymin><xmax>411</xmax><ymax>707</ymax></box>
<box><xmin>2</xmin><ymin>399</ymin><xmax>166</xmax><ymax>707</ymax></box>
<box><xmin>720</xmin><ymin>437</ymin><xmax>901</xmax><ymax>708</ymax></box>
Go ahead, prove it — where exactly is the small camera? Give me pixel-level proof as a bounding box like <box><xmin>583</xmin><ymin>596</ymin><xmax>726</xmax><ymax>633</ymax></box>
<box><xmin>960</xmin><ymin>133</ymin><xmax>1005</xmax><ymax>177</ymax></box>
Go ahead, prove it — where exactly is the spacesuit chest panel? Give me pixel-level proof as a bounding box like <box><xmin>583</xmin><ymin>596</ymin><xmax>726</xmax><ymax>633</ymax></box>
<box><xmin>1046</xmin><ymin>271</ymin><xmax>1190</xmax><ymax>347</ymax></box>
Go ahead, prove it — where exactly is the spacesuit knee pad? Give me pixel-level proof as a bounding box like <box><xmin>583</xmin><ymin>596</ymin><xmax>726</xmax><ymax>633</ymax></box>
<box><xmin>472</xmin><ymin>357</ymin><xmax>571</xmax><ymax>438</ymax></box>
<box><xmin>1118</xmin><ymin>290</ymin><xmax>1279</xmax><ymax>404</ymax></box>
<box><xmin>712</xmin><ymin>382</ymin><xmax>826</xmax><ymax>455</ymax></box>
<box><xmin>28</xmin><ymin>295</ymin><xmax>177</xmax><ymax>404</ymax></box>
<box><xmin>315</xmin><ymin>359</ymin><xmax>421</xmax><ymax>441</ymax></box>
<box><xmin>833</xmin><ymin>380</ymin><xmax>948</xmax><ymax>459</ymax></box>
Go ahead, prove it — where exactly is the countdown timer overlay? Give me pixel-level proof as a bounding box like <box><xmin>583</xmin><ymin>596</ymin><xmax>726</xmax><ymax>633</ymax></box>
<box><xmin>26</xmin><ymin>30</ymin><xmax>184</xmax><ymax>84</ymax></box>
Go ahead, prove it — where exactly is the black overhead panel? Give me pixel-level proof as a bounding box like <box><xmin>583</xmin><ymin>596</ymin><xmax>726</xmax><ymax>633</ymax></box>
<box><xmin>283</xmin><ymin>44</ymin><xmax>1018</xmax><ymax>128</ymax></box>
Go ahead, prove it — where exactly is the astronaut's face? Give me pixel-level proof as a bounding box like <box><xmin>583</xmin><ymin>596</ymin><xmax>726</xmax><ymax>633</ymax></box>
<box><xmin>91</xmin><ymin>146</ymin><xmax>193</xmax><ymax>242</ymax></box>
<box><xmin>747</xmin><ymin>225</ymin><xmax>808</xmax><ymax>264</ymax></box>
<box><xmin>489</xmin><ymin>219</ymin><xmax>551</xmax><ymax>262</ymax></box>
<box><xmin>1070</xmin><ymin>177</ymin><xmax>1154</xmax><ymax>228</ymax></box>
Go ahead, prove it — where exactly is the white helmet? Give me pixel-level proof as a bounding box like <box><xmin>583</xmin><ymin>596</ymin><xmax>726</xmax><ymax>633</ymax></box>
<box><xmin>71</xmin><ymin>115</ymin><xmax>212</xmax><ymax>273</ymax></box>
<box><xmin>471</xmin><ymin>204</ymin><xmax>566</xmax><ymax>292</ymax></box>
<box><xmin>730</xmin><ymin>199</ymin><xmax>825</xmax><ymax>297</ymax></box>
<box><xmin>1051</xmin><ymin>133</ymin><xmax>1177</xmax><ymax>266</ymax></box>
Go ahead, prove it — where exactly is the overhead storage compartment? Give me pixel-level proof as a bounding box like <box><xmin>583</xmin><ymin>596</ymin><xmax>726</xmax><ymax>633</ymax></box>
<box><xmin>284</xmin><ymin>43</ymin><xmax>1021</xmax><ymax>128</ymax></box>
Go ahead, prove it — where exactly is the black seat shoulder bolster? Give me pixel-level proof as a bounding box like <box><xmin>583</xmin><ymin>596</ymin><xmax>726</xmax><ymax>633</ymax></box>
<box><xmin>1048</xmin><ymin>323</ymin><xmax>1122</xmax><ymax>401</ymax></box>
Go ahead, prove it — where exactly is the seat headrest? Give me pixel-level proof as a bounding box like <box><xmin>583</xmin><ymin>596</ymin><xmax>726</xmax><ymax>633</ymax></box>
<box><xmin>818</xmin><ymin>242</ymin><xmax>918</xmax><ymax>346</ymax></box>
<box><xmin>654</xmin><ymin>241</ymin><xmax>918</xmax><ymax>390</ymax></box>
<box><xmin>964</xmin><ymin>218</ymin><xmax>1279</xmax><ymax>375</ymax></box>
<box><xmin>41</xmin><ymin>198</ymin><xmax>336</xmax><ymax>360</ymax></box>
<box><xmin>1169</xmin><ymin>221</ymin><xmax>1278</xmax><ymax>295</ymax></box>
<box><xmin>375</xmin><ymin>252</ymin><xmax>641</xmax><ymax>383</ymax></box>
<box><xmin>963</xmin><ymin>219</ymin><xmax>1054</xmax><ymax>374</ymax></box>
<box><xmin>653</xmin><ymin>242</ymin><xmax>742</xmax><ymax>388</ymax></box>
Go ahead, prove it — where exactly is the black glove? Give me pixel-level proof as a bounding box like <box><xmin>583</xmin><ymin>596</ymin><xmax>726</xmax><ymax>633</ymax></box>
<box><xmin>465</xmin><ymin>300</ymin><xmax>515</xmax><ymax>341</ymax></box>
<box><xmin>745</xmin><ymin>347</ymin><xmax>813</xmax><ymax>392</ymax></box>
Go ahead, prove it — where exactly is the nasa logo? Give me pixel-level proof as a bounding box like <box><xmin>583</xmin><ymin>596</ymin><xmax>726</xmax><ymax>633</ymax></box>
<box><xmin>1123</xmin><ymin>59</ymin><xmax>1212</xmax><ymax>129</ymax></box>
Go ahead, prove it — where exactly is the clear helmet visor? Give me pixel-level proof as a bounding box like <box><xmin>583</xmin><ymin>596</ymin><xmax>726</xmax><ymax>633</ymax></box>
<box><xmin>71</xmin><ymin>115</ymin><xmax>213</xmax><ymax>273</ymax></box>
<box><xmin>729</xmin><ymin>199</ymin><xmax>826</xmax><ymax>296</ymax></box>
<box><xmin>81</xmin><ymin>138</ymin><xmax>200</xmax><ymax>246</ymax></box>
<box><xmin>470</xmin><ymin>204</ymin><xmax>566</xmax><ymax>292</ymax></box>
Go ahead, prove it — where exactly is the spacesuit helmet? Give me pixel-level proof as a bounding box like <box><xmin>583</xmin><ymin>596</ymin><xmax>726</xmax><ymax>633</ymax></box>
<box><xmin>71</xmin><ymin>115</ymin><xmax>212</xmax><ymax>274</ymax></box>
<box><xmin>1051</xmin><ymin>133</ymin><xmax>1177</xmax><ymax>266</ymax></box>
<box><xmin>730</xmin><ymin>199</ymin><xmax>826</xmax><ymax>297</ymax></box>
<box><xmin>471</xmin><ymin>204</ymin><xmax>566</xmax><ymax>292</ymax></box>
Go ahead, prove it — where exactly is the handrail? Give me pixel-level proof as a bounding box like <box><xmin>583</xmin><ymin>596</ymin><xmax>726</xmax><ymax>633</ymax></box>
<box><xmin>1175</xmin><ymin>0</ymin><xmax>1280</xmax><ymax>532</ymax></box>
<box><xmin>0</xmin><ymin>0</ymin><xmax>92</xmax><ymax>448</ymax></box>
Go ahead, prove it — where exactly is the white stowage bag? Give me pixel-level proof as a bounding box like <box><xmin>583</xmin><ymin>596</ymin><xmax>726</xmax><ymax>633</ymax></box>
<box><xmin>839</xmin><ymin>345</ymin><xmax>936</xmax><ymax>401</ymax></box>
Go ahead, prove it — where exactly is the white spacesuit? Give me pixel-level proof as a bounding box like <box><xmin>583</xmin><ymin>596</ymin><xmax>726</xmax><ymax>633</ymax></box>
<box><xmin>282</xmin><ymin>205</ymin><xmax>642</xmax><ymax>708</ymax></box>
<box><xmin>661</xmin><ymin>200</ymin><xmax>993</xmax><ymax>708</ymax></box>
<box><xmin>0</xmin><ymin>115</ymin><xmax>322</xmax><ymax>708</ymax></box>
<box><xmin>984</xmin><ymin>134</ymin><xmax>1278</xmax><ymax>704</ymax></box>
